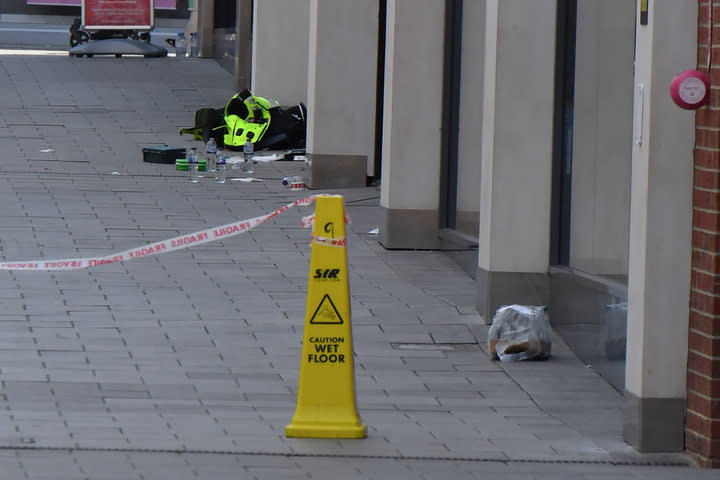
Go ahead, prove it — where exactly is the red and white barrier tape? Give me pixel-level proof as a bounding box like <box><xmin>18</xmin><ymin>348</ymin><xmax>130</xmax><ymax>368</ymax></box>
<box><xmin>311</xmin><ymin>235</ymin><xmax>347</xmax><ymax>247</ymax></box>
<box><xmin>0</xmin><ymin>195</ymin><xmax>321</xmax><ymax>271</ymax></box>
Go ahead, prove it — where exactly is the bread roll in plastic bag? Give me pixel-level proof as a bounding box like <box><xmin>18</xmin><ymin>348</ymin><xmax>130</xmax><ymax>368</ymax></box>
<box><xmin>488</xmin><ymin>305</ymin><xmax>551</xmax><ymax>362</ymax></box>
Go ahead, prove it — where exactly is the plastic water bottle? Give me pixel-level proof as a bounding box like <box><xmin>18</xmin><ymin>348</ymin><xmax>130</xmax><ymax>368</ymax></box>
<box><xmin>175</xmin><ymin>33</ymin><xmax>186</xmax><ymax>58</ymax></box>
<box><xmin>282</xmin><ymin>175</ymin><xmax>303</xmax><ymax>186</ymax></box>
<box><xmin>243</xmin><ymin>133</ymin><xmax>254</xmax><ymax>174</ymax></box>
<box><xmin>215</xmin><ymin>148</ymin><xmax>226</xmax><ymax>183</ymax></box>
<box><xmin>282</xmin><ymin>175</ymin><xmax>305</xmax><ymax>190</ymax></box>
<box><xmin>188</xmin><ymin>147</ymin><xmax>199</xmax><ymax>183</ymax></box>
<box><xmin>190</xmin><ymin>32</ymin><xmax>198</xmax><ymax>57</ymax></box>
<box><xmin>205</xmin><ymin>138</ymin><xmax>217</xmax><ymax>172</ymax></box>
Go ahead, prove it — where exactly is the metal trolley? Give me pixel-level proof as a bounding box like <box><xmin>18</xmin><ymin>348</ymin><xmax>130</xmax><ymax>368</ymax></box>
<box><xmin>68</xmin><ymin>0</ymin><xmax>166</xmax><ymax>58</ymax></box>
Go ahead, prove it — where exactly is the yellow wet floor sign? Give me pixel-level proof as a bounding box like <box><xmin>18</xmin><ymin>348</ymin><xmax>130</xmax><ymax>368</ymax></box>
<box><xmin>286</xmin><ymin>195</ymin><xmax>367</xmax><ymax>439</ymax></box>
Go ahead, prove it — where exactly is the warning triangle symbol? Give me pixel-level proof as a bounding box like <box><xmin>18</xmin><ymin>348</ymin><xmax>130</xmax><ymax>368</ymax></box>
<box><xmin>310</xmin><ymin>294</ymin><xmax>344</xmax><ymax>324</ymax></box>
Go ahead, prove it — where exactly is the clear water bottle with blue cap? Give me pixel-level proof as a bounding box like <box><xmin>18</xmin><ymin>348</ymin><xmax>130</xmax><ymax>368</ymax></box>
<box><xmin>282</xmin><ymin>175</ymin><xmax>302</xmax><ymax>186</ymax></box>
<box><xmin>215</xmin><ymin>147</ymin><xmax>226</xmax><ymax>183</ymax></box>
<box><xmin>243</xmin><ymin>132</ymin><xmax>254</xmax><ymax>174</ymax></box>
<box><xmin>188</xmin><ymin>147</ymin><xmax>199</xmax><ymax>183</ymax></box>
<box><xmin>175</xmin><ymin>33</ymin><xmax>186</xmax><ymax>58</ymax></box>
<box><xmin>190</xmin><ymin>32</ymin><xmax>198</xmax><ymax>57</ymax></box>
<box><xmin>205</xmin><ymin>137</ymin><xmax>217</xmax><ymax>172</ymax></box>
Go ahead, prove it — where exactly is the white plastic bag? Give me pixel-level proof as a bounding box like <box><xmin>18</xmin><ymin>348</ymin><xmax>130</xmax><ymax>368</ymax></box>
<box><xmin>488</xmin><ymin>305</ymin><xmax>552</xmax><ymax>362</ymax></box>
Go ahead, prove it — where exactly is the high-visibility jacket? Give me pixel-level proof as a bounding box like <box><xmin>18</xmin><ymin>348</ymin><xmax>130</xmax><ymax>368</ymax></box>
<box><xmin>223</xmin><ymin>92</ymin><xmax>273</xmax><ymax>149</ymax></box>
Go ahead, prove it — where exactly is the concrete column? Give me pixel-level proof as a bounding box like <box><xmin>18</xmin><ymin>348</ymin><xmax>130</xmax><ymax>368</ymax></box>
<box><xmin>379</xmin><ymin>0</ymin><xmax>445</xmax><ymax>249</ymax></box>
<box><xmin>196</xmin><ymin>0</ymin><xmax>214</xmax><ymax>57</ymax></box>
<box><xmin>623</xmin><ymin>0</ymin><xmax>696</xmax><ymax>452</ymax></box>
<box><xmin>306</xmin><ymin>0</ymin><xmax>378</xmax><ymax>181</ymax></box>
<box><xmin>234</xmin><ymin>0</ymin><xmax>252</xmax><ymax>92</ymax></box>
<box><xmin>476</xmin><ymin>0</ymin><xmax>556</xmax><ymax>321</ymax></box>
<box><xmin>252</xmin><ymin>0</ymin><xmax>310</xmax><ymax>103</ymax></box>
<box><xmin>183</xmin><ymin>1</ymin><xmax>198</xmax><ymax>48</ymax></box>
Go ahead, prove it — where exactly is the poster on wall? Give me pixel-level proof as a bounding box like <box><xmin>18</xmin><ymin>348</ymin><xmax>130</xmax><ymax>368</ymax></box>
<box><xmin>26</xmin><ymin>0</ymin><xmax>176</xmax><ymax>9</ymax></box>
<box><xmin>82</xmin><ymin>0</ymin><xmax>153</xmax><ymax>30</ymax></box>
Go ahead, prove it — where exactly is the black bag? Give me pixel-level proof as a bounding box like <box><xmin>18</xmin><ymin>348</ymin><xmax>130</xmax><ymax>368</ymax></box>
<box><xmin>256</xmin><ymin>103</ymin><xmax>307</xmax><ymax>151</ymax></box>
<box><xmin>179</xmin><ymin>107</ymin><xmax>225</xmax><ymax>145</ymax></box>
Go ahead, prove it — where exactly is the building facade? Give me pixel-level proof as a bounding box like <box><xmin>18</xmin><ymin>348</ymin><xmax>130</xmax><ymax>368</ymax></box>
<box><xmin>240</xmin><ymin>0</ymin><xmax>716</xmax><ymax>466</ymax></box>
<box><xmin>15</xmin><ymin>0</ymin><xmax>718</xmax><ymax>467</ymax></box>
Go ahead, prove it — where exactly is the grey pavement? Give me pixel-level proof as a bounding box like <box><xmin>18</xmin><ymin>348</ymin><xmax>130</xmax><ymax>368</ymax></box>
<box><xmin>0</xmin><ymin>19</ymin><xmax>713</xmax><ymax>480</ymax></box>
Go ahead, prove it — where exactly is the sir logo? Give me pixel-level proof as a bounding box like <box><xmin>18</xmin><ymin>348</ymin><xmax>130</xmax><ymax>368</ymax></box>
<box><xmin>314</xmin><ymin>268</ymin><xmax>340</xmax><ymax>281</ymax></box>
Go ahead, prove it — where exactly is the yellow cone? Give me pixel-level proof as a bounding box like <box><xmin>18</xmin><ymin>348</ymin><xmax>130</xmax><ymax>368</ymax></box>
<box><xmin>286</xmin><ymin>195</ymin><xmax>367</xmax><ymax>439</ymax></box>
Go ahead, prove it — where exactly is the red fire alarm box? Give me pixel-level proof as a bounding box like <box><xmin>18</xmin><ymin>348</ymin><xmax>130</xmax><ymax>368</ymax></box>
<box><xmin>670</xmin><ymin>70</ymin><xmax>710</xmax><ymax>110</ymax></box>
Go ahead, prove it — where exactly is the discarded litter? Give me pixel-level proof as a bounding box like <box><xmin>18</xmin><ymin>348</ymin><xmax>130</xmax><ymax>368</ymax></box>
<box><xmin>488</xmin><ymin>305</ymin><xmax>552</xmax><ymax>362</ymax></box>
<box><xmin>230</xmin><ymin>177</ymin><xmax>264</xmax><ymax>182</ymax></box>
<box><xmin>368</xmin><ymin>228</ymin><xmax>379</xmax><ymax>235</ymax></box>
<box><xmin>254</xmin><ymin>152</ymin><xmax>285</xmax><ymax>162</ymax></box>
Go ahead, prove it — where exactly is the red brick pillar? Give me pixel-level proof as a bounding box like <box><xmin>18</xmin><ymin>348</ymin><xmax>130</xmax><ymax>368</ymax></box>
<box><xmin>689</xmin><ymin>0</ymin><xmax>720</xmax><ymax>468</ymax></box>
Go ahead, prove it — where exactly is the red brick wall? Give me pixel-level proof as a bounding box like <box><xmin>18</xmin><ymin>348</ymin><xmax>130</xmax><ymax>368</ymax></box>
<box><xmin>689</xmin><ymin>0</ymin><xmax>720</xmax><ymax>469</ymax></box>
